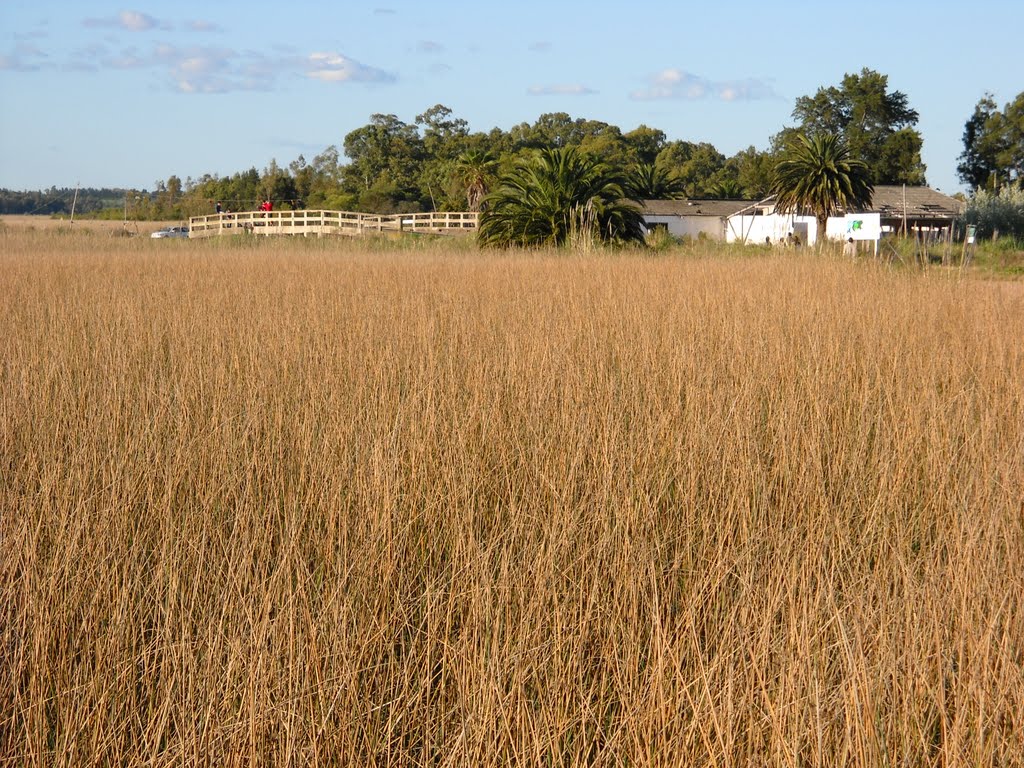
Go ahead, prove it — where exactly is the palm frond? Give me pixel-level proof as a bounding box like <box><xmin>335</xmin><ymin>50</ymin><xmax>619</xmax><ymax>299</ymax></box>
<box><xmin>478</xmin><ymin>147</ymin><xmax>645</xmax><ymax>248</ymax></box>
<box><xmin>771</xmin><ymin>133</ymin><xmax>874</xmax><ymax>239</ymax></box>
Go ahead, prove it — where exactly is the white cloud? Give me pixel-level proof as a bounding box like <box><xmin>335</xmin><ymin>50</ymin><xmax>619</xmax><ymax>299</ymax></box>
<box><xmin>83</xmin><ymin>10</ymin><xmax>169</xmax><ymax>32</ymax></box>
<box><xmin>120</xmin><ymin>11</ymin><xmax>159</xmax><ymax>31</ymax></box>
<box><xmin>528</xmin><ymin>84</ymin><xmax>596</xmax><ymax>96</ymax></box>
<box><xmin>12</xmin><ymin>31</ymin><xmax>395</xmax><ymax>94</ymax></box>
<box><xmin>0</xmin><ymin>43</ymin><xmax>49</xmax><ymax>71</ymax></box>
<box><xmin>156</xmin><ymin>45</ymin><xmax>264</xmax><ymax>93</ymax></box>
<box><xmin>106</xmin><ymin>49</ymin><xmax>148</xmax><ymax>70</ymax></box>
<box><xmin>305</xmin><ymin>52</ymin><xmax>394</xmax><ymax>83</ymax></box>
<box><xmin>416</xmin><ymin>40</ymin><xmax>444</xmax><ymax>54</ymax></box>
<box><xmin>65</xmin><ymin>43</ymin><xmax>106</xmax><ymax>72</ymax></box>
<box><xmin>187</xmin><ymin>20</ymin><xmax>223</xmax><ymax>33</ymax></box>
<box><xmin>631</xmin><ymin>68</ymin><xmax>777</xmax><ymax>102</ymax></box>
<box><xmin>180</xmin><ymin>56</ymin><xmax>213</xmax><ymax>74</ymax></box>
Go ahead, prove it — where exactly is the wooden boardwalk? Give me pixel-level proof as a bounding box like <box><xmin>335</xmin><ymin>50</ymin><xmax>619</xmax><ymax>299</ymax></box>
<box><xmin>188</xmin><ymin>210</ymin><xmax>479</xmax><ymax>239</ymax></box>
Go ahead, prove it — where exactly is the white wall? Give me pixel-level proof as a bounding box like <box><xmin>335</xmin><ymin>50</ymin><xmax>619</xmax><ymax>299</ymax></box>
<box><xmin>726</xmin><ymin>214</ymin><xmax>818</xmax><ymax>245</ymax></box>
<box><xmin>728</xmin><ymin>213</ymin><xmax>887</xmax><ymax>246</ymax></box>
<box><xmin>644</xmin><ymin>215</ymin><xmax>727</xmax><ymax>240</ymax></box>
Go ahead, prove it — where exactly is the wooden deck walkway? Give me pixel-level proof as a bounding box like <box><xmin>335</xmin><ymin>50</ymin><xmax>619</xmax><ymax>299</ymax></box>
<box><xmin>188</xmin><ymin>210</ymin><xmax>479</xmax><ymax>239</ymax></box>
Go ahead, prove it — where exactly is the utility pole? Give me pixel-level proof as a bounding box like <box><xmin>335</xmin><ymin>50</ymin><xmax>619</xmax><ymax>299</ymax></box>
<box><xmin>901</xmin><ymin>184</ymin><xmax>908</xmax><ymax>237</ymax></box>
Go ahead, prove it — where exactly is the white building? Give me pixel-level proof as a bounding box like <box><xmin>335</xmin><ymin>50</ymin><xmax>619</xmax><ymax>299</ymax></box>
<box><xmin>640</xmin><ymin>199</ymin><xmax>752</xmax><ymax>241</ymax></box>
<box><xmin>725</xmin><ymin>186</ymin><xmax>964</xmax><ymax>248</ymax></box>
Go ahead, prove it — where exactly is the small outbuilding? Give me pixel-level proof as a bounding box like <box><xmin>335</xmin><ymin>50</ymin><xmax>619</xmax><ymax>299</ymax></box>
<box><xmin>640</xmin><ymin>199</ymin><xmax>753</xmax><ymax>241</ymax></box>
<box><xmin>863</xmin><ymin>185</ymin><xmax>964</xmax><ymax>237</ymax></box>
<box><xmin>725</xmin><ymin>185</ymin><xmax>965</xmax><ymax>248</ymax></box>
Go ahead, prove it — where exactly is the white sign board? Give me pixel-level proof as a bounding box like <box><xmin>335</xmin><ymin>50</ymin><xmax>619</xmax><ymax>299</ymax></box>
<box><xmin>843</xmin><ymin>213</ymin><xmax>881</xmax><ymax>241</ymax></box>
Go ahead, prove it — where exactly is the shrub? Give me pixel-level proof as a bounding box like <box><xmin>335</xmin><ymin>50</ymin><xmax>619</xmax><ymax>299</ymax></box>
<box><xmin>962</xmin><ymin>185</ymin><xmax>1024</xmax><ymax>238</ymax></box>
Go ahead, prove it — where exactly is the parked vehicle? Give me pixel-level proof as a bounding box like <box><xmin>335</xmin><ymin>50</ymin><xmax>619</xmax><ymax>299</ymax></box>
<box><xmin>151</xmin><ymin>226</ymin><xmax>189</xmax><ymax>239</ymax></box>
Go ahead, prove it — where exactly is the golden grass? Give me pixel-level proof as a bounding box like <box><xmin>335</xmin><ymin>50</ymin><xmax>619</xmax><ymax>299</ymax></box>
<box><xmin>0</xmin><ymin>215</ymin><xmax>183</xmax><ymax>236</ymax></box>
<box><xmin>2</xmin><ymin>229</ymin><xmax>1023</xmax><ymax>766</ymax></box>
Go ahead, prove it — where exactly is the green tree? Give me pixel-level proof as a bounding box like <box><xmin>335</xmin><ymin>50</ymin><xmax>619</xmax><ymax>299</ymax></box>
<box><xmin>771</xmin><ymin>133</ymin><xmax>874</xmax><ymax>241</ymax></box>
<box><xmin>791</xmin><ymin>68</ymin><xmax>925</xmax><ymax>185</ymax></box>
<box><xmin>478</xmin><ymin>146</ymin><xmax>644</xmax><ymax>248</ymax></box>
<box><xmin>417</xmin><ymin>158</ymin><xmax>460</xmax><ymax>210</ymax></box>
<box><xmin>511</xmin><ymin>112</ymin><xmax>578</xmax><ymax>148</ymax></box>
<box><xmin>705</xmin><ymin>178</ymin><xmax>744</xmax><ymax>200</ymax></box>
<box><xmin>234</xmin><ymin>168</ymin><xmax>262</xmax><ymax>209</ymax></box>
<box><xmin>958</xmin><ymin>91</ymin><xmax>1024</xmax><ymax>190</ymax></box>
<box><xmin>623</xmin><ymin>125</ymin><xmax>667</xmax><ymax>165</ymax></box>
<box><xmin>624</xmin><ymin>161</ymin><xmax>687</xmax><ymax>199</ymax></box>
<box><xmin>153</xmin><ymin>175</ymin><xmax>182</xmax><ymax>218</ymax></box>
<box><xmin>657</xmin><ymin>141</ymin><xmax>727</xmax><ymax>197</ymax></box>
<box><xmin>453</xmin><ymin>150</ymin><xmax>499</xmax><ymax>211</ymax></box>
<box><xmin>463</xmin><ymin>127</ymin><xmax>518</xmax><ymax>160</ymax></box>
<box><xmin>289</xmin><ymin>155</ymin><xmax>313</xmax><ymax>201</ymax></box>
<box><xmin>509</xmin><ymin>113</ymin><xmax>625</xmax><ymax>155</ymax></box>
<box><xmin>260</xmin><ymin>159</ymin><xmax>299</xmax><ymax>208</ymax></box>
<box><xmin>412</xmin><ymin>105</ymin><xmax>472</xmax><ymax>208</ymax></box>
<box><xmin>301</xmin><ymin>146</ymin><xmax>347</xmax><ymax>208</ymax></box>
<box><xmin>1005</xmin><ymin>93</ymin><xmax>1024</xmax><ymax>184</ymax></box>
<box><xmin>963</xmin><ymin>185</ymin><xmax>1024</xmax><ymax>239</ymax></box>
<box><xmin>342</xmin><ymin>114</ymin><xmax>424</xmax><ymax>208</ymax></box>
<box><xmin>416</xmin><ymin>104</ymin><xmax>469</xmax><ymax>160</ymax></box>
<box><xmin>730</xmin><ymin>145</ymin><xmax>777</xmax><ymax>199</ymax></box>
<box><xmin>577</xmin><ymin>126</ymin><xmax>632</xmax><ymax>169</ymax></box>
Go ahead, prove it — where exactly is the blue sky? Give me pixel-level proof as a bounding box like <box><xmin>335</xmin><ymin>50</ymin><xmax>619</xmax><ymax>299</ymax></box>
<box><xmin>1</xmin><ymin>0</ymin><xmax>1021</xmax><ymax>194</ymax></box>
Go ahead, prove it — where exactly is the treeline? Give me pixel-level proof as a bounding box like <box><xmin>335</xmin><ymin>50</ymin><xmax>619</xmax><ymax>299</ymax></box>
<box><xmin>168</xmin><ymin>70</ymin><xmax>935</xmax><ymax>219</ymax></box>
<box><xmin>0</xmin><ymin>188</ymin><xmax>133</xmax><ymax>216</ymax></box>
<box><xmin>168</xmin><ymin>111</ymin><xmax>778</xmax><ymax>220</ymax></box>
<box><xmin>5</xmin><ymin>71</ymin><xmax>1022</xmax><ymax>221</ymax></box>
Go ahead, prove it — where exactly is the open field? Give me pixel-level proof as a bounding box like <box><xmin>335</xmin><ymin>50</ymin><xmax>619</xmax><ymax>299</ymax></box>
<box><xmin>2</xmin><ymin>229</ymin><xmax>1023</xmax><ymax>766</ymax></box>
<box><xmin>0</xmin><ymin>214</ymin><xmax>184</xmax><ymax>237</ymax></box>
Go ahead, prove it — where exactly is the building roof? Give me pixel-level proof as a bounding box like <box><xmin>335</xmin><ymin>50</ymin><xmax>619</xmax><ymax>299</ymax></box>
<box><xmin>641</xmin><ymin>199</ymin><xmax>753</xmax><ymax>218</ymax></box>
<box><xmin>863</xmin><ymin>186</ymin><xmax>964</xmax><ymax>219</ymax></box>
<box><xmin>643</xmin><ymin>188</ymin><xmax>963</xmax><ymax>221</ymax></box>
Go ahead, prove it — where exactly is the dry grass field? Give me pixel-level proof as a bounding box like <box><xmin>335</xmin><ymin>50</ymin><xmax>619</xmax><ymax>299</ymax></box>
<box><xmin>0</xmin><ymin>214</ymin><xmax>184</xmax><ymax>237</ymax></box>
<box><xmin>2</xmin><ymin>225</ymin><xmax>1023</xmax><ymax>766</ymax></box>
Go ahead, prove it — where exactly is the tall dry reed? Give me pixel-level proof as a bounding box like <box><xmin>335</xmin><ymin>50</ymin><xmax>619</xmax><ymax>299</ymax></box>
<box><xmin>2</xmin><ymin>229</ymin><xmax>1023</xmax><ymax>766</ymax></box>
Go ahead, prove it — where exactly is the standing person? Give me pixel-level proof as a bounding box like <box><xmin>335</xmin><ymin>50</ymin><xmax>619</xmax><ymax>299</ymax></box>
<box><xmin>215</xmin><ymin>200</ymin><xmax>222</xmax><ymax>215</ymax></box>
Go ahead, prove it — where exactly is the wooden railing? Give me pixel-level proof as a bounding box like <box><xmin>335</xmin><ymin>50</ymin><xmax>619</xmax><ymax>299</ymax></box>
<box><xmin>188</xmin><ymin>210</ymin><xmax>479</xmax><ymax>239</ymax></box>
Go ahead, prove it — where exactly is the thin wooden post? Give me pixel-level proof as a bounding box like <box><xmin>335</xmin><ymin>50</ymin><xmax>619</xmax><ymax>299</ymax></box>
<box><xmin>901</xmin><ymin>184</ymin><xmax>908</xmax><ymax>237</ymax></box>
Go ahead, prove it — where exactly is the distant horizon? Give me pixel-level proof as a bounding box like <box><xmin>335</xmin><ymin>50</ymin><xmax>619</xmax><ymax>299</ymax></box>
<box><xmin>2</xmin><ymin>0</ymin><xmax>1021</xmax><ymax>194</ymax></box>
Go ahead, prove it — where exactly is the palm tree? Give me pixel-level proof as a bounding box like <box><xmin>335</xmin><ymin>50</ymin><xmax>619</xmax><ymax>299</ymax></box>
<box><xmin>624</xmin><ymin>161</ymin><xmax>688</xmax><ymax>200</ymax></box>
<box><xmin>478</xmin><ymin>147</ymin><xmax>645</xmax><ymax>248</ymax></box>
<box><xmin>771</xmin><ymin>133</ymin><xmax>873</xmax><ymax>242</ymax></box>
<box><xmin>705</xmin><ymin>178</ymin><xmax>745</xmax><ymax>200</ymax></box>
<box><xmin>453</xmin><ymin>150</ymin><xmax>498</xmax><ymax>211</ymax></box>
